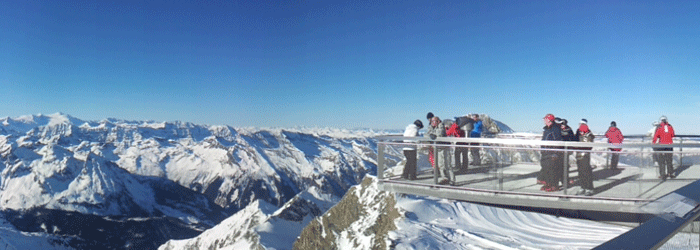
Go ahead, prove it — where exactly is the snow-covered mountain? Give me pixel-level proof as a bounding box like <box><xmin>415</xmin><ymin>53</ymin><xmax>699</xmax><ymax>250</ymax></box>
<box><xmin>158</xmin><ymin>186</ymin><xmax>340</xmax><ymax>250</ymax></box>
<box><xmin>293</xmin><ymin>176</ymin><xmax>698</xmax><ymax>250</ymax></box>
<box><xmin>10</xmin><ymin>113</ymin><xmax>692</xmax><ymax>250</ymax></box>
<box><xmin>0</xmin><ymin>113</ymin><xmax>386</xmax><ymax>249</ymax></box>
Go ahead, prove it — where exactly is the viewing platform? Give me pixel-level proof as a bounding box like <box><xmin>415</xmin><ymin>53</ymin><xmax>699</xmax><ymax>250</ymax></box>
<box><xmin>376</xmin><ymin>134</ymin><xmax>700</xmax><ymax>223</ymax></box>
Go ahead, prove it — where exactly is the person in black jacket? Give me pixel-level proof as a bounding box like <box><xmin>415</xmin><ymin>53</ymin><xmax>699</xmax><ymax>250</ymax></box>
<box><xmin>540</xmin><ymin>114</ymin><xmax>563</xmax><ymax>192</ymax></box>
<box><xmin>575</xmin><ymin>123</ymin><xmax>595</xmax><ymax>195</ymax></box>
<box><xmin>557</xmin><ymin>118</ymin><xmax>575</xmax><ymax>142</ymax></box>
<box><xmin>556</xmin><ymin>118</ymin><xmax>575</xmax><ymax>185</ymax></box>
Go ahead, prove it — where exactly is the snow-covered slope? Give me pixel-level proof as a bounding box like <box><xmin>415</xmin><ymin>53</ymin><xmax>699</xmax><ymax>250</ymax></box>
<box><xmin>158</xmin><ymin>186</ymin><xmax>340</xmax><ymax>250</ymax></box>
<box><xmin>0</xmin><ymin>113</ymin><xmax>387</xmax><ymax>249</ymax></box>
<box><xmin>294</xmin><ymin>176</ymin><xmax>699</xmax><ymax>250</ymax></box>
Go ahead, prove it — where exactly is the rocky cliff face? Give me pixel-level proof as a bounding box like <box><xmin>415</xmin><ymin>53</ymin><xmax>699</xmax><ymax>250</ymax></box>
<box><xmin>293</xmin><ymin>176</ymin><xmax>400</xmax><ymax>250</ymax></box>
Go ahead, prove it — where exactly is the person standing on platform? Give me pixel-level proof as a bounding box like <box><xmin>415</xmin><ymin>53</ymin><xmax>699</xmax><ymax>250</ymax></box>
<box><xmin>605</xmin><ymin>121</ymin><xmax>624</xmax><ymax>170</ymax></box>
<box><xmin>469</xmin><ymin>114</ymin><xmax>483</xmax><ymax>166</ymax></box>
<box><xmin>575</xmin><ymin>122</ymin><xmax>595</xmax><ymax>196</ymax></box>
<box><xmin>540</xmin><ymin>114</ymin><xmax>563</xmax><ymax>192</ymax></box>
<box><xmin>402</xmin><ymin>119</ymin><xmax>423</xmax><ymax>180</ymax></box>
<box><xmin>425</xmin><ymin>116</ymin><xmax>453</xmax><ymax>184</ymax></box>
<box><xmin>653</xmin><ymin>116</ymin><xmax>675</xmax><ymax>180</ymax></box>
<box><xmin>557</xmin><ymin>118</ymin><xmax>575</xmax><ymax>142</ymax></box>
<box><xmin>649</xmin><ymin>121</ymin><xmax>661</xmax><ymax>167</ymax></box>
<box><xmin>556</xmin><ymin>118</ymin><xmax>575</xmax><ymax>185</ymax></box>
<box><xmin>448</xmin><ymin>117</ymin><xmax>468</xmax><ymax>172</ymax></box>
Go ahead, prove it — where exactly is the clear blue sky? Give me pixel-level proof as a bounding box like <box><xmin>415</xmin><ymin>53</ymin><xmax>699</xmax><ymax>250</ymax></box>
<box><xmin>2</xmin><ymin>1</ymin><xmax>699</xmax><ymax>134</ymax></box>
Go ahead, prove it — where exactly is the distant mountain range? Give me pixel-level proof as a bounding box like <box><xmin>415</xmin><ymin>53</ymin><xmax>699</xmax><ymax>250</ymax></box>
<box><xmin>0</xmin><ymin>113</ymin><xmax>387</xmax><ymax>249</ymax></box>
<box><xmin>0</xmin><ymin>113</ymin><xmax>535</xmax><ymax>249</ymax></box>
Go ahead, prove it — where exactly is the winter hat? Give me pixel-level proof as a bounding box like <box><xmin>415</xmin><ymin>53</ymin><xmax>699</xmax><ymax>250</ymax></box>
<box><xmin>660</xmin><ymin>115</ymin><xmax>667</xmax><ymax>122</ymax></box>
<box><xmin>580</xmin><ymin>119</ymin><xmax>588</xmax><ymax>124</ymax></box>
<box><xmin>427</xmin><ymin>112</ymin><xmax>434</xmax><ymax>120</ymax></box>
<box><xmin>414</xmin><ymin>119</ymin><xmax>423</xmax><ymax>129</ymax></box>
<box><xmin>579</xmin><ymin>123</ymin><xmax>590</xmax><ymax>133</ymax></box>
<box><xmin>543</xmin><ymin>114</ymin><xmax>555</xmax><ymax>122</ymax></box>
<box><xmin>562</xmin><ymin>119</ymin><xmax>568</xmax><ymax>125</ymax></box>
<box><xmin>554</xmin><ymin>117</ymin><xmax>563</xmax><ymax>124</ymax></box>
<box><xmin>610</xmin><ymin>121</ymin><xmax>616</xmax><ymax>127</ymax></box>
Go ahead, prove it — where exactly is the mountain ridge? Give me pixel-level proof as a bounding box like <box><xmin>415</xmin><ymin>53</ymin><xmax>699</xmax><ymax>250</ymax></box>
<box><xmin>0</xmin><ymin>113</ymin><xmax>386</xmax><ymax>249</ymax></box>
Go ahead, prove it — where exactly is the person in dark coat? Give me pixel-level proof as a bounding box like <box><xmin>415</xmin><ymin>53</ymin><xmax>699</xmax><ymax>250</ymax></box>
<box><xmin>556</xmin><ymin>118</ymin><xmax>575</xmax><ymax>185</ymax></box>
<box><xmin>575</xmin><ymin>123</ymin><xmax>595</xmax><ymax>196</ymax></box>
<box><xmin>540</xmin><ymin>114</ymin><xmax>563</xmax><ymax>192</ymax></box>
<box><xmin>557</xmin><ymin>118</ymin><xmax>575</xmax><ymax>142</ymax></box>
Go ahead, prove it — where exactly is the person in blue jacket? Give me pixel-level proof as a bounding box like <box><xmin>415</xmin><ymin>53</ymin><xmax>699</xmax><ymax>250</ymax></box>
<box><xmin>469</xmin><ymin>114</ymin><xmax>483</xmax><ymax>166</ymax></box>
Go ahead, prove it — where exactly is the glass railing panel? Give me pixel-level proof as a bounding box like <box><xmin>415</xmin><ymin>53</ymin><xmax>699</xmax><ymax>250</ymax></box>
<box><xmin>376</xmin><ymin>136</ymin><xmax>700</xmax><ymax>201</ymax></box>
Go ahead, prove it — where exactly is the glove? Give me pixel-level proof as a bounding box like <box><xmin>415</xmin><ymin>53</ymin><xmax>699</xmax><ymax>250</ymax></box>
<box><xmin>429</xmin><ymin>134</ymin><xmax>437</xmax><ymax>140</ymax></box>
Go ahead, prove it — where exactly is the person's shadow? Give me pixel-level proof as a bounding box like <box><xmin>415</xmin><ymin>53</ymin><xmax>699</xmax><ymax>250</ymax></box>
<box><xmin>670</xmin><ymin>161</ymin><xmax>693</xmax><ymax>179</ymax></box>
<box><xmin>583</xmin><ymin>167</ymin><xmax>635</xmax><ymax>196</ymax></box>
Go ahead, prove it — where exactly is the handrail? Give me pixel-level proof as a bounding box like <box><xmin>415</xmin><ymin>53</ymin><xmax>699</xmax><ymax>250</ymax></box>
<box><xmin>594</xmin><ymin>179</ymin><xmax>700</xmax><ymax>250</ymax></box>
<box><xmin>376</xmin><ymin>135</ymin><xmax>700</xmax><ymax>149</ymax></box>
<box><xmin>377</xmin><ymin>134</ymin><xmax>700</xmax><ymax>248</ymax></box>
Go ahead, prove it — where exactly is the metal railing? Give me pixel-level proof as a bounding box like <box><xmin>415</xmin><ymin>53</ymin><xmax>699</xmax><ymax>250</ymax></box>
<box><xmin>594</xmin><ymin>179</ymin><xmax>700</xmax><ymax>250</ymax></box>
<box><xmin>377</xmin><ymin>134</ymin><xmax>700</xmax><ymax>248</ymax></box>
<box><xmin>377</xmin><ymin>134</ymin><xmax>700</xmax><ymax>197</ymax></box>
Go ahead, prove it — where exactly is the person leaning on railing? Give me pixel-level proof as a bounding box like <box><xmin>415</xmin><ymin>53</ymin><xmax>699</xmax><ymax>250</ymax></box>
<box><xmin>401</xmin><ymin>119</ymin><xmax>423</xmax><ymax>180</ymax></box>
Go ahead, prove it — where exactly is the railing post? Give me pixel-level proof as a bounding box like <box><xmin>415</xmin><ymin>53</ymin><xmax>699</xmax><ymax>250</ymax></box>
<box><xmin>498</xmin><ymin>144</ymin><xmax>503</xmax><ymax>191</ymax></box>
<box><xmin>377</xmin><ymin>142</ymin><xmax>384</xmax><ymax>180</ymax></box>
<box><xmin>433</xmin><ymin>144</ymin><xmax>439</xmax><ymax>184</ymax></box>
<box><xmin>679</xmin><ymin>137</ymin><xmax>683</xmax><ymax>168</ymax></box>
<box><xmin>563</xmin><ymin>145</ymin><xmax>568</xmax><ymax>195</ymax></box>
<box><xmin>696</xmin><ymin>221</ymin><xmax>699</xmax><ymax>249</ymax></box>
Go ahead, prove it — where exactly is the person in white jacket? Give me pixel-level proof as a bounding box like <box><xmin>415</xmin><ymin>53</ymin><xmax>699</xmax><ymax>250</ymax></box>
<box><xmin>648</xmin><ymin>121</ymin><xmax>660</xmax><ymax>167</ymax></box>
<box><xmin>402</xmin><ymin>119</ymin><xmax>423</xmax><ymax>180</ymax></box>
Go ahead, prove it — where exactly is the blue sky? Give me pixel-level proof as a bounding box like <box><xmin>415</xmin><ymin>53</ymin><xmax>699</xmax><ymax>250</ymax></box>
<box><xmin>1</xmin><ymin>1</ymin><xmax>699</xmax><ymax>134</ymax></box>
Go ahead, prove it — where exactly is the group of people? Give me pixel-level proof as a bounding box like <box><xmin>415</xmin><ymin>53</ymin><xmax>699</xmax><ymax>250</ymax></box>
<box><xmin>402</xmin><ymin>112</ymin><xmax>678</xmax><ymax>195</ymax></box>
<box><xmin>401</xmin><ymin>112</ymin><xmax>484</xmax><ymax>185</ymax></box>
<box><xmin>539</xmin><ymin>114</ymin><xmax>624</xmax><ymax>195</ymax></box>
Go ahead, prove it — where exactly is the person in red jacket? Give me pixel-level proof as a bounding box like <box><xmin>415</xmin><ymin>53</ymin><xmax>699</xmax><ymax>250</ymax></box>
<box><xmin>447</xmin><ymin>118</ymin><xmax>468</xmax><ymax>172</ymax></box>
<box><xmin>653</xmin><ymin>116</ymin><xmax>675</xmax><ymax>180</ymax></box>
<box><xmin>605</xmin><ymin>121</ymin><xmax>624</xmax><ymax>170</ymax></box>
